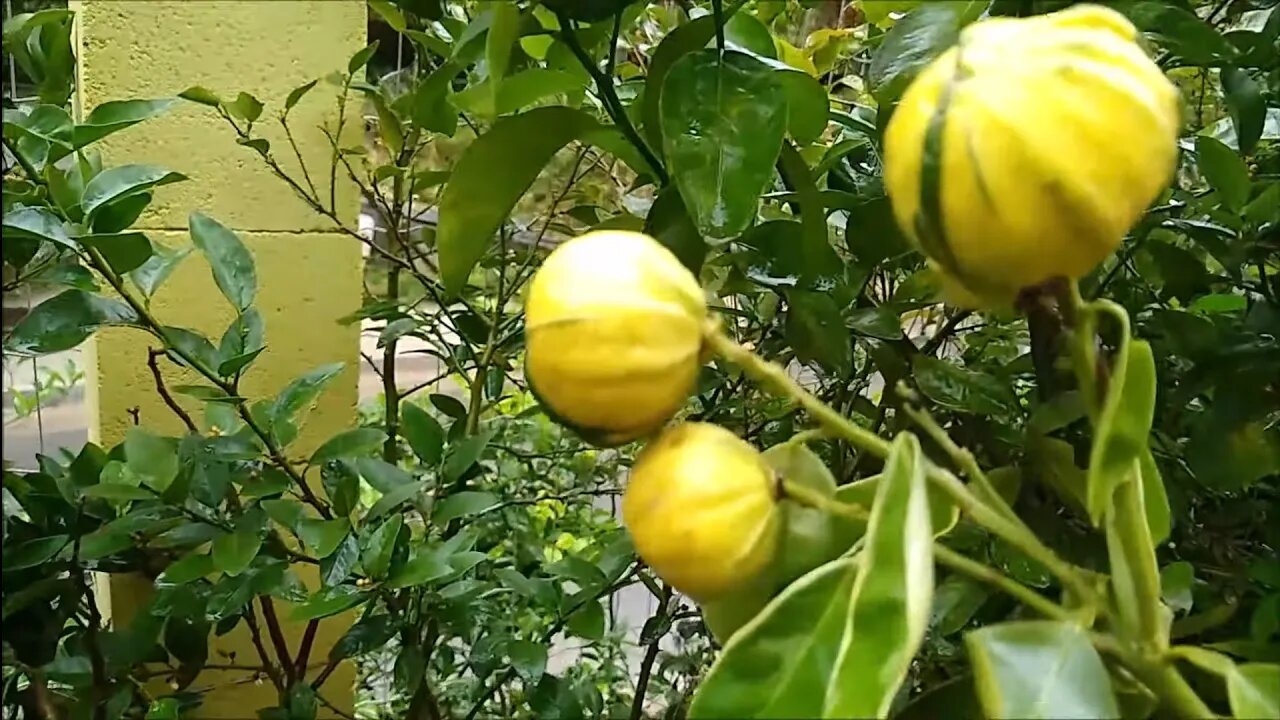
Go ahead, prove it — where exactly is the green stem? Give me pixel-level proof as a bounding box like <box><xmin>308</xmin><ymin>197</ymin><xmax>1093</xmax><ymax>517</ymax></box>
<box><xmin>704</xmin><ymin>322</ymin><xmax>1097</xmax><ymax>603</ymax></box>
<box><xmin>779</xmin><ymin>478</ymin><xmax>867</xmax><ymax>522</ymax></box>
<box><xmin>933</xmin><ymin>544</ymin><xmax>1072</xmax><ymax>621</ymax></box>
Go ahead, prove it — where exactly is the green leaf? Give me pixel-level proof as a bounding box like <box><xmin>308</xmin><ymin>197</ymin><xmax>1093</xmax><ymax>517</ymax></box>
<box><xmin>662</xmin><ymin>50</ymin><xmax>786</xmax><ymax>240</ymax></box>
<box><xmin>130</xmin><ymin>241</ymin><xmax>192</xmax><ymax>298</ymax></box>
<box><xmin>189</xmin><ymin>212</ymin><xmax>257</xmax><ymax>312</ymax></box>
<box><xmin>321</xmin><ymin>460</ymin><xmax>361</xmax><ymax>517</ymax></box>
<box><xmin>309</xmin><ymin>428</ymin><xmax>386</xmax><ymax>465</ymax></box>
<box><xmin>785</xmin><ymin>290</ymin><xmax>852</xmax><ymax>375</ymax></box>
<box><xmin>269</xmin><ymin>363</ymin><xmax>345</xmax><ymax>431</ymax></box>
<box><xmin>6</xmin><ymin>289</ymin><xmax>140</xmax><ymax>355</ymax></box>
<box><xmin>348</xmin><ymin>41</ymin><xmax>380</xmax><ymax>74</ymax></box>
<box><xmin>4</xmin><ymin>535</ymin><xmax>70</xmax><ymax>570</ymax></box>
<box><xmin>1221</xmin><ymin>69</ymin><xmax>1265</xmax><ymax>156</ymax></box>
<box><xmin>330</xmin><ymin>615</ymin><xmax>395</xmax><ymax>661</ymax></box>
<box><xmin>509</xmin><ymin>640</ymin><xmax>547</xmax><ymax>684</ymax></box>
<box><xmin>81</xmin><ymin>164</ymin><xmax>186</xmax><ymax>221</ymax></box>
<box><xmin>82</xmin><ymin>484</ymin><xmax>153</xmax><ymax>501</ymax></box>
<box><xmin>163</xmin><ymin>326</ymin><xmax>222</xmax><ymax>374</ymax></box>
<box><xmin>76</xmin><ymin>232</ymin><xmax>153</xmax><ymax>274</ymax></box>
<box><xmin>361</xmin><ymin>514</ymin><xmax>404</xmax><ymax>580</ymax></box>
<box><xmin>217</xmin><ymin>307</ymin><xmax>266</xmax><ymax>376</ymax></box>
<box><xmin>1122</xmin><ymin>2</ymin><xmax>1237</xmax><ymax>66</ymax></box>
<box><xmin>643</xmin><ymin>185</ymin><xmax>706</xmax><ymax>274</ymax></box>
<box><xmin>848</xmin><ymin>306</ymin><xmax>904</xmax><ymax>341</ymax></box>
<box><xmin>870</xmin><ymin>2</ymin><xmax>978</xmax><ymax>103</ymax></box>
<box><xmin>690</xmin><ymin>558</ymin><xmax>859</xmax><ymax>717</ymax></box>
<box><xmin>400</xmin><ymin>402</ymin><xmax>445</xmax><ymax>466</ymax></box>
<box><xmin>407</xmin><ymin>61</ymin><xmax>460</xmax><ymax>136</ymax></box>
<box><xmin>913</xmin><ymin>355</ymin><xmax>1018</xmax><ymax>417</ymax></box>
<box><xmin>74</xmin><ymin>98</ymin><xmax>174</xmax><ymax>149</ymax></box>
<box><xmin>566</xmin><ymin>598</ymin><xmax>605</xmax><ymax>640</ymax></box>
<box><xmin>320</xmin><ymin>534</ymin><xmax>360</xmax><ymax>587</ymax></box>
<box><xmin>284</xmin><ymin>79</ymin><xmax>318</xmax><ymax>111</ymax></box>
<box><xmin>931</xmin><ymin>575</ymin><xmax>989</xmax><ymax>636</ymax></box>
<box><xmin>3</xmin><ymin>206</ymin><xmax>74</xmax><ymax>248</ymax></box>
<box><xmin>178</xmin><ymin>86</ymin><xmax>221</xmax><ymax>107</ymax></box>
<box><xmin>297</xmin><ymin>519</ymin><xmax>350</xmax><ymax>559</ymax></box>
<box><xmin>967</xmin><ymin>621</ymin><xmax>1121</xmax><ymax>719</ymax></box>
<box><xmin>291</xmin><ymin>585</ymin><xmax>367</xmax><ymax>621</ymax></box>
<box><xmin>777</xmin><ymin>142</ymin><xmax>841</xmax><ymax>282</ymax></box>
<box><xmin>1138</xmin><ymin>447</ymin><xmax>1171</xmax><ymax>545</ymax></box>
<box><xmin>442</xmin><ymin>431</ymin><xmax>491</xmax><ymax>483</ymax></box>
<box><xmin>1160</xmin><ymin>561</ymin><xmax>1195</xmax><ymax>615</ymax></box>
<box><xmin>387</xmin><ymin>550</ymin><xmax>453</xmax><ymax>589</ymax></box>
<box><xmin>826</xmin><ymin>433</ymin><xmax>933</xmax><ymax>718</ymax></box>
<box><xmin>454</xmin><ymin>68</ymin><xmax>588</xmax><ymax>116</ymax></box>
<box><xmin>485</xmin><ymin>3</ymin><xmax>521</xmax><ymax>108</ymax></box>
<box><xmin>1197</xmin><ymin>135</ymin><xmax>1251</xmax><ymax>211</ymax></box>
<box><xmin>354</xmin><ymin>457</ymin><xmax>414</xmax><ymax>493</ymax></box>
<box><xmin>125</xmin><ymin>427</ymin><xmax>179</xmax><ymax>493</ymax></box>
<box><xmin>432</xmin><ymin>491</ymin><xmax>499</xmax><ymax>525</ymax></box>
<box><xmin>157</xmin><ymin>552</ymin><xmax>214</xmax><ymax>585</ymax></box>
<box><xmin>367</xmin><ymin>481</ymin><xmax>426</xmax><ymax>521</ymax></box>
<box><xmin>212</xmin><ymin>527</ymin><xmax>262</xmax><ymax>577</ymax></box>
<box><xmin>1228</xmin><ymin>663</ymin><xmax>1280</xmax><ymax>719</ymax></box>
<box><xmin>642</xmin><ymin>15</ymin><xmax>717</xmax><ymax>152</ymax></box>
<box><xmin>1086</xmin><ymin>340</ymin><xmax>1157</xmax><ymax>525</ymax></box>
<box><xmin>436</xmin><ymin>106</ymin><xmax>597</xmax><ymax>294</ymax></box>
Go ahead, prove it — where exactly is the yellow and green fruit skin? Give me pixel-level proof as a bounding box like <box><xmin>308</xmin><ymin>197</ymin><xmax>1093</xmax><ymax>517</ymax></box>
<box><xmin>622</xmin><ymin>423</ymin><xmax>781</xmax><ymax>604</ymax></box>
<box><xmin>884</xmin><ymin>3</ymin><xmax>1180</xmax><ymax>307</ymax></box>
<box><xmin>524</xmin><ymin>230</ymin><xmax>706</xmax><ymax>447</ymax></box>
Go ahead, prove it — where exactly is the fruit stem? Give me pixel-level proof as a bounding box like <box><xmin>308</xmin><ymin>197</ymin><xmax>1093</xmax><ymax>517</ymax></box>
<box><xmin>778</xmin><ymin>478</ymin><xmax>867</xmax><ymax>522</ymax></box>
<box><xmin>704</xmin><ymin>320</ymin><xmax>1098</xmax><ymax>603</ymax></box>
<box><xmin>933</xmin><ymin>544</ymin><xmax>1073</xmax><ymax>621</ymax></box>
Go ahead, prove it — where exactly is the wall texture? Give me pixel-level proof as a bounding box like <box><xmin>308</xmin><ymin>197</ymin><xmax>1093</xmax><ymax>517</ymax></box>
<box><xmin>75</xmin><ymin>2</ymin><xmax>368</xmax><ymax>716</ymax></box>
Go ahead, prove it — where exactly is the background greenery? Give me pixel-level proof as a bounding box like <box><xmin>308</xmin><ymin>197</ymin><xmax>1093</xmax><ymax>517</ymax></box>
<box><xmin>2</xmin><ymin>0</ymin><xmax>1277</xmax><ymax>718</ymax></box>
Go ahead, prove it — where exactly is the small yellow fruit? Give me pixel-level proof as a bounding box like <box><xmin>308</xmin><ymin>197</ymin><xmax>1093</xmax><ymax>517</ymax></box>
<box><xmin>884</xmin><ymin>4</ymin><xmax>1180</xmax><ymax>307</ymax></box>
<box><xmin>622</xmin><ymin>423</ymin><xmax>780</xmax><ymax>602</ymax></box>
<box><xmin>525</xmin><ymin>230</ymin><xmax>706</xmax><ymax>447</ymax></box>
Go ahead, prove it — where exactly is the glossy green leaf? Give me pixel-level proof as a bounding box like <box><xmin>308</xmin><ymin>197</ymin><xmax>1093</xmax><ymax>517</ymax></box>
<box><xmin>1160</xmin><ymin>561</ymin><xmax>1195</xmax><ymax>615</ymax></box>
<box><xmin>269</xmin><ymin>363</ymin><xmax>345</xmax><ymax>432</ymax></box>
<box><xmin>1138</xmin><ymin>447</ymin><xmax>1171</xmax><ymax>545</ymax></box>
<box><xmin>913</xmin><ymin>356</ymin><xmax>1018</xmax><ymax>417</ymax></box>
<box><xmin>485</xmin><ymin>3</ymin><xmax>521</xmax><ymax>108</ymax></box>
<box><xmin>76</xmin><ymin>232</ymin><xmax>153</xmax><ymax>274</ymax></box>
<box><xmin>367</xmin><ymin>481</ymin><xmax>426</xmax><ymax>521</ymax></box>
<box><xmin>125</xmin><ymin>427</ymin><xmax>179</xmax><ymax>493</ymax></box>
<box><xmin>1228</xmin><ymin>663</ymin><xmax>1280</xmax><ymax>719</ymax></box>
<box><xmin>689</xmin><ymin>557</ymin><xmax>859</xmax><ymax>718</ymax></box>
<box><xmin>81</xmin><ymin>164</ymin><xmax>186</xmax><ymax>221</ymax></box>
<box><xmin>432</xmin><ymin>491</ymin><xmax>499</xmax><ymax>525</ymax></box>
<box><xmin>826</xmin><ymin>433</ymin><xmax>933</xmax><ymax>718</ymax></box>
<box><xmin>130</xmin><ymin>241</ymin><xmax>192</xmax><ymax>298</ymax></box>
<box><xmin>642</xmin><ymin>15</ymin><xmax>716</xmax><ymax>151</ymax></box>
<box><xmin>82</xmin><ymin>484</ymin><xmax>152</xmax><ymax>501</ymax></box>
<box><xmin>1197</xmin><ymin>135</ymin><xmax>1251</xmax><ymax>212</ymax></box>
<box><xmin>189</xmin><ymin>212</ymin><xmax>257</xmax><ymax>312</ymax></box>
<box><xmin>157</xmin><ymin>552</ymin><xmax>214</xmax><ymax>586</ymax></box>
<box><xmin>436</xmin><ymin>106</ymin><xmax>597</xmax><ymax>294</ymax></box>
<box><xmin>724</xmin><ymin>11</ymin><xmax>775</xmax><ymax>58</ymax></box>
<box><xmin>931</xmin><ymin>575</ymin><xmax>989</xmax><ymax>636</ymax></box>
<box><xmin>297</xmin><ymin>519</ymin><xmax>350</xmax><ymax>559</ymax></box>
<box><xmin>309</xmin><ymin>428</ymin><xmax>387</xmax><ymax>465</ymax></box>
<box><xmin>217</xmin><ymin>307</ymin><xmax>265</xmax><ymax>376</ymax></box>
<box><xmin>509</xmin><ymin>639</ymin><xmax>548</xmax><ymax>684</ymax></box>
<box><xmin>1122</xmin><ymin>2</ymin><xmax>1237</xmax><ymax>66</ymax></box>
<box><xmin>777</xmin><ymin>142</ymin><xmax>840</xmax><ymax>282</ymax></box>
<box><xmin>566</xmin><ymin>598</ymin><xmax>605</xmax><ymax>640</ymax></box>
<box><xmin>785</xmin><ymin>290</ymin><xmax>852</xmax><ymax>375</ymax></box>
<box><xmin>74</xmin><ymin>98</ymin><xmax>174</xmax><ymax>149</ymax></box>
<box><xmin>6</xmin><ymin>290</ymin><xmax>140</xmax><ymax>355</ymax></box>
<box><xmin>870</xmin><ymin>2</ymin><xmax>980</xmax><ymax>103</ymax></box>
<box><xmin>348</xmin><ymin>41</ymin><xmax>379</xmax><ymax>74</ymax></box>
<box><xmin>1221</xmin><ymin>68</ymin><xmax>1265</xmax><ymax>156</ymax></box>
<box><xmin>765</xmin><ymin>442</ymin><xmax>850</xmax><ymax>588</ymax></box>
<box><xmin>290</xmin><ymin>585</ymin><xmax>367</xmax><ymax>621</ymax></box>
<box><xmin>355</xmin><ymin>457</ymin><xmax>414</xmax><ymax>493</ymax></box>
<box><xmin>320</xmin><ymin>534</ymin><xmax>360</xmax><ymax>587</ymax></box>
<box><xmin>320</xmin><ymin>460</ymin><xmax>360</xmax><ymax>517</ymax></box>
<box><xmin>162</xmin><ymin>326</ymin><xmax>222</xmax><ymax>375</ymax></box>
<box><xmin>968</xmin><ymin>621</ymin><xmax>1120</xmax><ymax>719</ymax></box>
<box><xmin>284</xmin><ymin>79</ymin><xmax>318</xmax><ymax>111</ymax></box>
<box><xmin>400</xmin><ymin>402</ymin><xmax>445</xmax><ymax>466</ymax></box>
<box><xmin>662</xmin><ymin>50</ymin><xmax>786</xmax><ymax>240</ymax></box>
<box><xmin>4</xmin><ymin>535</ymin><xmax>70</xmax><ymax>570</ymax></box>
<box><xmin>361</xmin><ymin>514</ymin><xmax>404</xmax><ymax>580</ymax></box>
<box><xmin>643</xmin><ymin>185</ymin><xmax>705</xmax><ymax>274</ymax></box>
<box><xmin>211</xmin><ymin>527</ymin><xmax>262</xmax><ymax>577</ymax></box>
<box><xmin>442</xmin><ymin>431</ymin><xmax>491</xmax><ymax>483</ymax></box>
<box><xmin>330</xmin><ymin>615</ymin><xmax>395</xmax><ymax>661</ymax></box>
<box><xmin>387</xmin><ymin>550</ymin><xmax>454</xmax><ymax>589</ymax></box>
<box><xmin>3</xmin><ymin>206</ymin><xmax>73</xmax><ymax>248</ymax></box>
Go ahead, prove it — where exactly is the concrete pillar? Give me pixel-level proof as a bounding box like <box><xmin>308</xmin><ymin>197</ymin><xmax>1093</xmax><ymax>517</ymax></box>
<box><xmin>75</xmin><ymin>1</ymin><xmax>367</xmax><ymax>716</ymax></box>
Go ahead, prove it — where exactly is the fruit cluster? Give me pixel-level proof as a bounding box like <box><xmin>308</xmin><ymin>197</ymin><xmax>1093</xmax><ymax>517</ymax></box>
<box><xmin>522</xmin><ymin>2</ymin><xmax>1177</xmax><ymax>638</ymax></box>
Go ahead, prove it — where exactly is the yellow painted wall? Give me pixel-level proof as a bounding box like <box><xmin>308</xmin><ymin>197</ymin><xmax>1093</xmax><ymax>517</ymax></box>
<box><xmin>75</xmin><ymin>1</ymin><xmax>367</xmax><ymax>716</ymax></box>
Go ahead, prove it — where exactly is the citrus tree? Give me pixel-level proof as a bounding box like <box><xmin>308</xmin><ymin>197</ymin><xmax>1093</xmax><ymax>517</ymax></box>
<box><xmin>3</xmin><ymin>1</ymin><xmax>1278</xmax><ymax>719</ymax></box>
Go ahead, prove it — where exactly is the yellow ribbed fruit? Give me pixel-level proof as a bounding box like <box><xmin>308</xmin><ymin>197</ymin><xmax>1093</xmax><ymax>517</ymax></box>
<box><xmin>884</xmin><ymin>4</ymin><xmax>1180</xmax><ymax>307</ymax></box>
<box><xmin>524</xmin><ymin>230</ymin><xmax>706</xmax><ymax>447</ymax></box>
<box><xmin>622</xmin><ymin>423</ymin><xmax>781</xmax><ymax>603</ymax></box>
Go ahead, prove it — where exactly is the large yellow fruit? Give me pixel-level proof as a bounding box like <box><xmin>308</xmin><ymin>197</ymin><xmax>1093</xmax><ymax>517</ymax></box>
<box><xmin>622</xmin><ymin>423</ymin><xmax>781</xmax><ymax>602</ymax></box>
<box><xmin>883</xmin><ymin>4</ymin><xmax>1180</xmax><ymax>307</ymax></box>
<box><xmin>524</xmin><ymin>230</ymin><xmax>706</xmax><ymax>447</ymax></box>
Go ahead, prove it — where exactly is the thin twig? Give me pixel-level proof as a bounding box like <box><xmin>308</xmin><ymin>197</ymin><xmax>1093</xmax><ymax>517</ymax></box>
<box><xmin>147</xmin><ymin>349</ymin><xmax>198</xmax><ymax>433</ymax></box>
